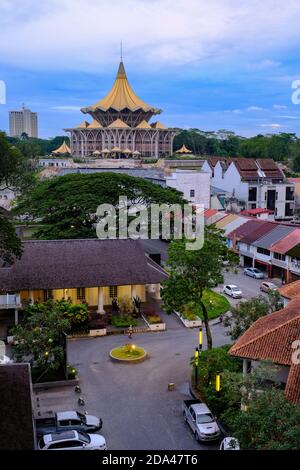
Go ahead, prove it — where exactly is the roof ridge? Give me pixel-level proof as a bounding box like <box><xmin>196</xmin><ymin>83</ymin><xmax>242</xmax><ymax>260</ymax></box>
<box><xmin>230</xmin><ymin>302</ymin><xmax>300</xmax><ymax>354</ymax></box>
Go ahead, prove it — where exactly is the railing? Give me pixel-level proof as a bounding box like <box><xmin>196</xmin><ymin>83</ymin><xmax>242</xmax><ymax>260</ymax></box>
<box><xmin>290</xmin><ymin>261</ymin><xmax>300</xmax><ymax>273</ymax></box>
<box><xmin>271</xmin><ymin>258</ymin><xmax>288</xmax><ymax>268</ymax></box>
<box><xmin>0</xmin><ymin>294</ymin><xmax>21</xmax><ymax>308</ymax></box>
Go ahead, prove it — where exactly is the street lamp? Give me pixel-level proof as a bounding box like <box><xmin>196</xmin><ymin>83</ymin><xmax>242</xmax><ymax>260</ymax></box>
<box><xmin>198</xmin><ymin>325</ymin><xmax>203</xmax><ymax>352</ymax></box>
<box><xmin>215</xmin><ymin>373</ymin><xmax>221</xmax><ymax>392</ymax></box>
<box><xmin>194</xmin><ymin>347</ymin><xmax>199</xmax><ymax>385</ymax></box>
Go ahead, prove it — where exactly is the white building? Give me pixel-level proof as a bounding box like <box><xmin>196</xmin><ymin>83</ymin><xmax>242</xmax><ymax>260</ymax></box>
<box><xmin>0</xmin><ymin>187</ymin><xmax>16</xmax><ymax>210</ymax></box>
<box><xmin>202</xmin><ymin>157</ymin><xmax>294</xmax><ymax>220</ymax></box>
<box><xmin>165</xmin><ymin>169</ymin><xmax>210</xmax><ymax>207</ymax></box>
<box><xmin>9</xmin><ymin>106</ymin><xmax>38</xmax><ymax>138</ymax></box>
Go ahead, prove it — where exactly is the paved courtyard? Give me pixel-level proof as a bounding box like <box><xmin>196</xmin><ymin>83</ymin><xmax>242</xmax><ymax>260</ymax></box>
<box><xmin>36</xmin><ymin>315</ymin><xmax>229</xmax><ymax>451</ymax></box>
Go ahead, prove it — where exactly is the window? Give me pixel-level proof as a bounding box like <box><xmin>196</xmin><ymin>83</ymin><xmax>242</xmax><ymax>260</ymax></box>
<box><xmin>77</xmin><ymin>288</ymin><xmax>86</xmax><ymax>300</ymax></box>
<box><xmin>190</xmin><ymin>189</ymin><xmax>195</xmax><ymax>198</ymax></box>
<box><xmin>43</xmin><ymin>289</ymin><xmax>53</xmax><ymax>301</ymax></box>
<box><xmin>109</xmin><ymin>286</ymin><xmax>118</xmax><ymax>298</ymax></box>
<box><xmin>257</xmin><ymin>247</ymin><xmax>270</xmax><ymax>256</ymax></box>
<box><xmin>286</xmin><ymin>187</ymin><xmax>294</xmax><ymax>201</ymax></box>
<box><xmin>248</xmin><ymin>187</ymin><xmax>257</xmax><ymax>202</ymax></box>
<box><xmin>273</xmin><ymin>252</ymin><xmax>286</xmax><ymax>261</ymax></box>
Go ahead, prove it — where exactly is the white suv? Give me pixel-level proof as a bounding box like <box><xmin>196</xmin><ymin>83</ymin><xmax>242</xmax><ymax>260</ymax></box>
<box><xmin>38</xmin><ymin>430</ymin><xmax>107</xmax><ymax>450</ymax></box>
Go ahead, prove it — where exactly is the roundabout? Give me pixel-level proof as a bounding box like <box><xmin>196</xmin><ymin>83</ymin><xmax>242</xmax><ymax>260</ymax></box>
<box><xmin>109</xmin><ymin>344</ymin><xmax>147</xmax><ymax>363</ymax></box>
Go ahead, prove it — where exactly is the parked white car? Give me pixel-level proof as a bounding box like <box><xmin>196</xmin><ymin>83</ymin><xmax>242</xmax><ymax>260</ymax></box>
<box><xmin>220</xmin><ymin>437</ymin><xmax>240</xmax><ymax>450</ymax></box>
<box><xmin>223</xmin><ymin>284</ymin><xmax>243</xmax><ymax>299</ymax></box>
<box><xmin>244</xmin><ymin>267</ymin><xmax>264</xmax><ymax>279</ymax></box>
<box><xmin>260</xmin><ymin>281</ymin><xmax>277</xmax><ymax>293</ymax></box>
<box><xmin>38</xmin><ymin>430</ymin><xmax>107</xmax><ymax>450</ymax></box>
<box><xmin>183</xmin><ymin>400</ymin><xmax>221</xmax><ymax>442</ymax></box>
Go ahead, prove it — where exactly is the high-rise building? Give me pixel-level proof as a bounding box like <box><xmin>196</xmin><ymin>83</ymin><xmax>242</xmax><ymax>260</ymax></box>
<box><xmin>9</xmin><ymin>105</ymin><xmax>38</xmax><ymax>137</ymax></box>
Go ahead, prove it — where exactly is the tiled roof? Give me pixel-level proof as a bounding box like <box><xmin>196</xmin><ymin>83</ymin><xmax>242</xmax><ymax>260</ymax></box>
<box><xmin>238</xmin><ymin>221</ymin><xmax>276</xmax><ymax>244</ymax></box>
<box><xmin>207</xmin><ymin>157</ymin><xmax>284</xmax><ymax>180</ymax></box>
<box><xmin>277</xmin><ymin>280</ymin><xmax>300</xmax><ymax>299</ymax></box>
<box><xmin>271</xmin><ymin>229</ymin><xmax>300</xmax><ymax>255</ymax></box>
<box><xmin>229</xmin><ymin>298</ymin><xmax>300</xmax><ymax>403</ymax></box>
<box><xmin>215</xmin><ymin>213</ymin><xmax>238</xmax><ymax>229</ymax></box>
<box><xmin>0</xmin><ymin>239</ymin><xmax>167</xmax><ymax>291</ymax></box>
<box><xmin>227</xmin><ymin>219</ymin><xmax>263</xmax><ymax>240</ymax></box>
<box><xmin>253</xmin><ymin>225</ymin><xmax>296</xmax><ymax>249</ymax></box>
<box><xmin>240</xmin><ymin>208</ymin><xmax>273</xmax><ymax>215</ymax></box>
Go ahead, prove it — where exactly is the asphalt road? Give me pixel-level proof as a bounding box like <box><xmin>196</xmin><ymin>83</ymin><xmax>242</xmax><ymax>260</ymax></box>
<box><xmin>66</xmin><ymin>317</ymin><xmax>230</xmax><ymax>451</ymax></box>
<box><xmin>215</xmin><ymin>267</ymin><xmax>282</xmax><ymax>307</ymax></box>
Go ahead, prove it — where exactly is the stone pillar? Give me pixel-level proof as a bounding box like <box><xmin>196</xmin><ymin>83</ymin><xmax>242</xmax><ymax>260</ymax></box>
<box><xmin>14</xmin><ymin>309</ymin><xmax>19</xmax><ymax>325</ymax></box>
<box><xmin>97</xmin><ymin>287</ymin><xmax>105</xmax><ymax>314</ymax></box>
<box><xmin>154</xmin><ymin>284</ymin><xmax>161</xmax><ymax>300</ymax></box>
<box><xmin>29</xmin><ymin>290</ymin><xmax>34</xmax><ymax>305</ymax></box>
<box><xmin>243</xmin><ymin>359</ymin><xmax>249</xmax><ymax>375</ymax></box>
<box><xmin>64</xmin><ymin>289</ymin><xmax>68</xmax><ymax>300</ymax></box>
<box><xmin>252</xmin><ymin>257</ymin><xmax>256</xmax><ymax>268</ymax></box>
<box><xmin>131</xmin><ymin>285</ymin><xmax>137</xmax><ymax>299</ymax></box>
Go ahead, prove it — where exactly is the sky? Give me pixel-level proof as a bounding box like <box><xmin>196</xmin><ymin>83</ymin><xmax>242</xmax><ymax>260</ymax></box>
<box><xmin>1</xmin><ymin>0</ymin><xmax>300</xmax><ymax>138</ymax></box>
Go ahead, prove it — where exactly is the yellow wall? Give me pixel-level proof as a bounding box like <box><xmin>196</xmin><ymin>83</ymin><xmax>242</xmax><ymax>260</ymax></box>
<box><xmin>20</xmin><ymin>284</ymin><xmax>146</xmax><ymax>306</ymax></box>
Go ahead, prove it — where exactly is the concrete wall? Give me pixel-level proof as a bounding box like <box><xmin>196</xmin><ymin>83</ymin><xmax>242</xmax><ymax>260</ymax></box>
<box><xmin>165</xmin><ymin>170</ymin><xmax>210</xmax><ymax>207</ymax></box>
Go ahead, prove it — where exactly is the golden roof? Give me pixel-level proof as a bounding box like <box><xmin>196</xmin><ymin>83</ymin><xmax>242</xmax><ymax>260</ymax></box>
<box><xmin>151</xmin><ymin>121</ymin><xmax>167</xmax><ymax>130</ymax></box>
<box><xmin>177</xmin><ymin>144</ymin><xmax>192</xmax><ymax>153</ymax></box>
<box><xmin>76</xmin><ymin>120</ymin><xmax>90</xmax><ymax>128</ymax></box>
<box><xmin>123</xmin><ymin>148</ymin><xmax>132</xmax><ymax>153</ymax></box>
<box><xmin>88</xmin><ymin>119</ymin><xmax>103</xmax><ymax>128</ymax></box>
<box><xmin>111</xmin><ymin>146</ymin><xmax>122</xmax><ymax>152</ymax></box>
<box><xmin>93</xmin><ymin>150</ymin><xmax>101</xmax><ymax>154</ymax></box>
<box><xmin>101</xmin><ymin>148</ymin><xmax>110</xmax><ymax>153</ymax></box>
<box><xmin>133</xmin><ymin>150</ymin><xmax>141</xmax><ymax>155</ymax></box>
<box><xmin>52</xmin><ymin>141</ymin><xmax>71</xmax><ymax>154</ymax></box>
<box><xmin>108</xmin><ymin>118</ymin><xmax>130</xmax><ymax>129</ymax></box>
<box><xmin>83</xmin><ymin>62</ymin><xmax>161</xmax><ymax>113</ymax></box>
<box><xmin>136</xmin><ymin>120</ymin><xmax>152</xmax><ymax>129</ymax></box>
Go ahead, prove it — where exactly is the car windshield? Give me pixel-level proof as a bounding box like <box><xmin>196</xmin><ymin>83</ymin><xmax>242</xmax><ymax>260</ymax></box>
<box><xmin>77</xmin><ymin>432</ymin><xmax>90</xmax><ymax>443</ymax></box>
<box><xmin>76</xmin><ymin>412</ymin><xmax>86</xmax><ymax>423</ymax></box>
<box><xmin>232</xmin><ymin>287</ymin><xmax>240</xmax><ymax>292</ymax></box>
<box><xmin>197</xmin><ymin>413</ymin><xmax>214</xmax><ymax>424</ymax></box>
<box><xmin>253</xmin><ymin>269</ymin><xmax>260</xmax><ymax>273</ymax></box>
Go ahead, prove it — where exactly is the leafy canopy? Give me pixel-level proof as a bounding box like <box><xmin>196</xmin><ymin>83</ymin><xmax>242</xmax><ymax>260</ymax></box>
<box><xmin>15</xmin><ymin>172</ymin><xmax>185</xmax><ymax>239</ymax></box>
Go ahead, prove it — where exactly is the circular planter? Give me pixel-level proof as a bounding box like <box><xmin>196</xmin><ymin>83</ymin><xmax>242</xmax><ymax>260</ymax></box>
<box><xmin>109</xmin><ymin>345</ymin><xmax>147</xmax><ymax>363</ymax></box>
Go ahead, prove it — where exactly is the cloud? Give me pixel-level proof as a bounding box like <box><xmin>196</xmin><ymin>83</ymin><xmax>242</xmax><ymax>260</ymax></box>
<box><xmin>273</xmin><ymin>104</ymin><xmax>287</xmax><ymax>110</ymax></box>
<box><xmin>51</xmin><ymin>105</ymin><xmax>82</xmax><ymax>112</ymax></box>
<box><xmin>0</xmin><ymin>0</ymin><xmax>300</xmax><ymax>72</ymax></box>
<box><xmin>249</xmin><ymin>59</ymin><xmax>281</xmax><ymax>70</ymax></box>
<box><xmin>279</xmin><ymin>115</ymin><xmax>299</xmax><ymax>119</ymax></box>
<box><xmin>247</xmin><ymin>106</ymin><xmax>264</xmax><ymax>111</ymax></box>
<box><xmin>260</xmin><ymin>123</ymin><xmax>283</xmax><ymax>128</ymax></box>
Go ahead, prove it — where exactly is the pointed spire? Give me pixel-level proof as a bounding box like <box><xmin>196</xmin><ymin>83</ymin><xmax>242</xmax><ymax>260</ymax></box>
<box><xmin>117</xmin><ymin>61</ymin><xmax>126</xmax><ymax>79</ymax></box>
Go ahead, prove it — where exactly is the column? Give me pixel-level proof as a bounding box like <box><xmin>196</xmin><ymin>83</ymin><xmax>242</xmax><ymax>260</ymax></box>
<box><xmin>64</xmin><ymin>289</ymin><xmax>68</xmax><ymax>300</ymax></box>
<box><xmin>131</xmin><ymin>285</ymin><xmax>137</xmax><ymax>299</ymax></box>
<box><xmin>97</xmin><ymin>287</ymin><xmax>105</xmax><ymax>314</ymax></box>
<box><xmin>243</xmin><ymin>359</ymin><xmax>249</xmax><ymax>376</ymax></box>
<box><xmin>29</xmin><ymin>290</ymin><xmax>34</xmax><ymax>305</ymax></box>
<box><xmin>154</xmin><ymin>283</ymin><xmax>161</xmax><ymax>300</ymax></box>
<box><xmin>14</xmin><ymin>309</ymin><xmax>19</xmax><ymax>325</ymax></box>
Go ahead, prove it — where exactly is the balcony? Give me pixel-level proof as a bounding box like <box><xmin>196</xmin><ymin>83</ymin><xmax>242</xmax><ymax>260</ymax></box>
<box><xmin>290</xmin><ymin>260</ymin><xmax>300</xmax><ymax>274</ymax></box>
<box><xmin>0</xmin><ymin>294</ymin><xmax>21</xmax><ymax>309</ymax></box>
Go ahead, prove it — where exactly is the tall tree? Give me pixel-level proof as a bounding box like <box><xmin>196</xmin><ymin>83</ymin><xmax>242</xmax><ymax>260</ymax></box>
<box><xmin>15</xmin><ymin>172</ymin><xmax>186</xmax><ymax>239</ymax></box>
<box><xmin>162</xmin><ymin>227</ymin><xmax>234</xmax><ymax>349</ymax></box>
<box><xmin>224</xmin><ymin>291</ymin><xmax>283</xmax><ymax>340</ymax></box>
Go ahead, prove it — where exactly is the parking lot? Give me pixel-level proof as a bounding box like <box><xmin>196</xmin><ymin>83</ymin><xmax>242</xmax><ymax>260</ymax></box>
<box><xmin>35</xmin><ymin>318</ymin><xmax>229</xmax><ymax>451</ymax></box>
<box><xmin>32</xmin><ymin>267</ymin><xmax>282</xmax><ymax>450</ymax></box>
<box><xmin>215</xmin><ymin>267</ymin><xmax>282</xmax><ymax>306</ymax></box>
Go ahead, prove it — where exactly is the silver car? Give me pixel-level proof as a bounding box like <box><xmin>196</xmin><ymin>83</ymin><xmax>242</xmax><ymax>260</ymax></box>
<box><xmin>244</xmin><ymin>267</ymin><xmax>264</xmax><ymax>279</ymax></box>
<box><xmin>38</xmin><ymin>430</ymin><xmax>107</xmax><ymax>450</ymax></box>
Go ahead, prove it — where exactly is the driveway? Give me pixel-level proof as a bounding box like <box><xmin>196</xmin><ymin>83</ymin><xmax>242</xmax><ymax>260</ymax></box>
<box><xmin>65</xmin><ymin>321</ymin><xmax>229</xmax><ymax>450</ymax></box>
<box><xmin>215</xmin><ymin>267</ymin><xmax>282</xmax><ymax>307</ymax></box>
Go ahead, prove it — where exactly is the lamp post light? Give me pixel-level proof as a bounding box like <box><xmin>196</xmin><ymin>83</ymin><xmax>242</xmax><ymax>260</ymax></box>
<box><xmin>194</xmin><ymin>347</ymin><xmax>199</xmax><ymax>386</ymax></box>
<box><xmin>198</xmin><ymin>325</ymin><xmax>203</xmax><ymax>352</ymax></box>
<box><xmin>215</xmin><ymin>373</ymin><xmax>221</xmax><ymax>392</ymax></box>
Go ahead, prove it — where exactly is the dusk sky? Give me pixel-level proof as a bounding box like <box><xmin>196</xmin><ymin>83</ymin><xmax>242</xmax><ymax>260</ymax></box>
<box><xmin>1</xmin><ymin>0</ymin><xmax>300</xmax><ymax>138</ymax></box>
